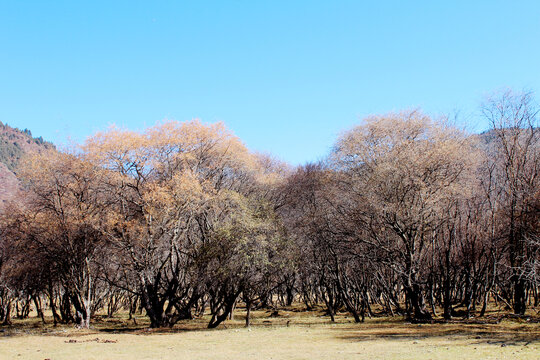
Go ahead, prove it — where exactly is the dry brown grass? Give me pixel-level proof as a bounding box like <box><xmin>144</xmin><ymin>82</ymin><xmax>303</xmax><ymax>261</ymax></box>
<box><xmin>1</xmin><ymin>307</ymin><xmax>539</xmax><ymax>359</ymax></box>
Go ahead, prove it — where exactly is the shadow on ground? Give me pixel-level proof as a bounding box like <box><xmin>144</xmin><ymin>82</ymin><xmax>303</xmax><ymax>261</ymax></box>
<box><xmin>334</xmin><ymin>322</ymin><xmax>540</xmax><ymax>346</ymax></box>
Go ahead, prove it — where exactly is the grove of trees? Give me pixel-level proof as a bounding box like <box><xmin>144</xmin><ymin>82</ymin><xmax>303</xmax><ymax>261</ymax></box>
<box><xmin>0</xmin><ymin>91</ymin><xmax>538</xmax><ymax>328</ymax></box>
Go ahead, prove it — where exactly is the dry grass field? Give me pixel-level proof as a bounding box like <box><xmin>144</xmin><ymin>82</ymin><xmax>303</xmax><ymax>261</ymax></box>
<box><xmin>1</xmin><ymin>307</ymin><xmax>538</xmax><ymax>360</ymax></box>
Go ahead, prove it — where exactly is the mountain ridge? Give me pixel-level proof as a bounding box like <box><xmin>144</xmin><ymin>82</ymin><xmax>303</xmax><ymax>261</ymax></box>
<box><xmin>0</xmin><ymin>122</ymin><xmax>54</xmax><ymax>204</ymax></box>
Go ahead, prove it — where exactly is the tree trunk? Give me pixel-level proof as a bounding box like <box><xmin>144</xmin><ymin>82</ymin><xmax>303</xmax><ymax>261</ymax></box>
<box><xmin>2</xmin><ymin>301</ymin><xmax>11</xmax><ymax>325</ymax></box>
<box><xmin>208</xmin><ymin>292</ymin><xmax>239</xmax><ymax>329</ymax></box>
<box><xmin>513</xmin><ymin>275</ymin><xmax>527</xmax><ymax>315</ymax></box>
<box><xmin>405</xmin><ymin>283</ymin><xmax>432</xmax><ymax>321</ymax></box>
<box><xmin>33</xmin><ymin>296</ymin><xmax>46</xmax><ymax>324</ymax></box>
<box><xmin>245</xmin><ymin>299</ymin><xmax>252</xmax><ymax>327</ymax></box>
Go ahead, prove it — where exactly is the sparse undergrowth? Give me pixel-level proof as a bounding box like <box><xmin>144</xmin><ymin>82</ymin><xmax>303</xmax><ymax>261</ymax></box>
<box><xmin>1</xmin><ymin>307</ymin><xmax>538</xmax><ymax>360</ymax></box>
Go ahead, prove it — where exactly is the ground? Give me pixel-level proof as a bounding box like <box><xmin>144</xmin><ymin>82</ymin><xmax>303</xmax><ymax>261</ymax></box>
<box><xmin>1</xmin><ymin>307</ymin><xmax>538</xmax><ymax>359</ymax></box>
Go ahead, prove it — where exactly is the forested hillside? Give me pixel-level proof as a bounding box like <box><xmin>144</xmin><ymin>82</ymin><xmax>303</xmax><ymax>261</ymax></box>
<box><xmin>0</xmin><ymin>122</ymin><xmax>54</xmax><ymax>204</ymax></box>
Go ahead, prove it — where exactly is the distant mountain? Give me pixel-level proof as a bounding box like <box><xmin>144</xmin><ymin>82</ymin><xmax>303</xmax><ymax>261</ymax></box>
<box><xmin>476</xmin><ymin>129</ymin><xmax>498</xmax><ymax>144</ymax></box>
<box><xmin>0</xmin><ymin>122</ymin><xmax>54</xmax><ymax>205</ymax></box>
<box><xmin>474</xmin><ymin>127</ymin><xmax>539</xmax><ymax>153</ymax></box>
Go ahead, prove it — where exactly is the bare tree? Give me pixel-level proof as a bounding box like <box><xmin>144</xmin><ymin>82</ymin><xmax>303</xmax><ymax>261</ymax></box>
<box><xmin>330</xmin><ymin>111</ymin><xmax>477</xmax><ymax>320</ymax></box>
<box><xmin>482</xmin><ymin>90</ymin><xmax>539</xmax><ymax>315</ymax></box>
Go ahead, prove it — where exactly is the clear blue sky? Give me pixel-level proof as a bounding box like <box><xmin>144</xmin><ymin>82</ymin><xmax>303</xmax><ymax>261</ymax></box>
<box><xmin>0</xmin><ymin>1</ymin><xmax>539</xmax><ymax>165</ymax></box>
